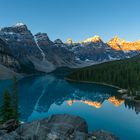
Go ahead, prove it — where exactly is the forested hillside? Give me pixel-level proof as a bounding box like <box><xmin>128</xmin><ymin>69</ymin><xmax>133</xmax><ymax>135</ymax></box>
<box><xmin>66</xmin><ymin>55</ymin><xmax>140</xmax><ymax>90</ymax></box>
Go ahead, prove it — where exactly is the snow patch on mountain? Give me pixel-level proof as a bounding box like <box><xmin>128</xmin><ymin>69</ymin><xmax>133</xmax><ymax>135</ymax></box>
<box><xmin>34</xmin><ymin>36</ymin><xmax>46</xmax><ymax>61</ymax></box>
<box><xmin>15</xmin><ymin>22</ymin><xmax>25</xmax><ymax>27</ymax></box>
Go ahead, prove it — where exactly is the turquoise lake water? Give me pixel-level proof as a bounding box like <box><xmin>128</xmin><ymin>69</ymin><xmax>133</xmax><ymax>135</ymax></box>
<box><xmin>0</xmin><ymin>73</ymin><xmax>140</xmax><ymax>140</ymax></box>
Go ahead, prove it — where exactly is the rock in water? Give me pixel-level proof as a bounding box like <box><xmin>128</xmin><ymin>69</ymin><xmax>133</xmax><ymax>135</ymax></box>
<box><xmin>92</xmin><ymin>130</ymin><xmax>120</xmax><ymax>140</ymax></box>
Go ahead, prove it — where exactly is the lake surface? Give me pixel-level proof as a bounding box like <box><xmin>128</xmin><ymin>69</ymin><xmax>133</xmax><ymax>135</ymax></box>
<box><xmin>0</xmin><ymin>73</ymin><xmax>140</xmax><ymax>140</ymax></box>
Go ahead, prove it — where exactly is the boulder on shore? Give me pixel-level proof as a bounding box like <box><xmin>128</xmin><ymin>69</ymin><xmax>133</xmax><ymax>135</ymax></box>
<box><xmin>0</xmin><ymin>114</ymin><xmax>119</xmax><ymax>140</ymax></box>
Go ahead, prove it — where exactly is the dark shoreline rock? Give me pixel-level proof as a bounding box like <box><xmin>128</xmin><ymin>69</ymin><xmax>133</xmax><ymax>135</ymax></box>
<box><xmin>91</xmin><ymin>130</ymin><xmax>120</xmax><ymax>140</ymax></box>
<box><xmin>0</xmin><ymin>119</ymin><xmax>19</xmax><ymax>133</ymax></box>
<box><xmin>0</xmin><ymin>114</ymin><xmax>119</xmax><ymax>140</ymax></box>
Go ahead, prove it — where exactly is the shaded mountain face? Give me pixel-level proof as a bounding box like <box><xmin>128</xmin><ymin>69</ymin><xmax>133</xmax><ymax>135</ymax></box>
<box><xmin>0</xmin><ymin>23</ymin><xmax>41</xmax><ymax>59</ymax></box>
<box><xmin>0</xmin><ymin>23</ymin><xmax>76</xmax><ymax>75</ymax></box>
<box><xmin>0</xmin><ymin>23</ymin><xmax>139</xmax><ymax>78</ymax></box>
<box><xmin>0</xmin><ymin>38</ymin><xmax>22</xmax><ymax>79</ymax></box>
<box><xmin>34</xmin><ymin>32</ymin><xmax>76</xmax><ymax>67</ymax></box>
<box><xmin>35</xmin><ymin>32</ymin><xmax>53</xmax><ymax>47</ymax></box>
<box><xmin>0</xmin><ymin>38</ymin><xmax>20</xmax><ymax>72</ymax></box>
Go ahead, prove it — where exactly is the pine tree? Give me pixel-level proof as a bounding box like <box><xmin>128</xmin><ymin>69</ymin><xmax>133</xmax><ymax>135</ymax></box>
<box><xmin>1</xmin><ymin>89</ymin><xmax>13</xmax><ymax>123</ymax></box>
<box><xmin>11</xmin><ymin>76</ymin><xmax>19</xmax><ymax>122</ymax></box>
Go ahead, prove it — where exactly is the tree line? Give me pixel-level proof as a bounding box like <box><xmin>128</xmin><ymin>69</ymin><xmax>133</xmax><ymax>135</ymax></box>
<box><xmin>67</xmin><ymin>55</ymin><xmax>140</xmax><ymax>92</ymax></box>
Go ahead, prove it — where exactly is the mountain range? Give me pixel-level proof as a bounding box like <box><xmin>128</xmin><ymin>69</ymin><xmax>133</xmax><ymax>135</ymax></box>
<box><xmin>0</xmin><ymin>22</ymin><xmax>140</xmax><ymax>79</ymax></box>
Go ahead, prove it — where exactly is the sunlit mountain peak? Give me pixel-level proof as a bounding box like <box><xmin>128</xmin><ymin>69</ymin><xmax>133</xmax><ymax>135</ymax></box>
<box><xmin>81</xmin><ymin>35</ymin><xmax>102</xmax><ymax>43</ymax></box>
<box><xmin>109</xmin><ymin>36</ymin><xmax>127</xmax><ymax>44</ymax></box>
<box><xmin>66</xmin><ymin>38</ymin><xmax>73</xmax><ymax>44</ymax></box>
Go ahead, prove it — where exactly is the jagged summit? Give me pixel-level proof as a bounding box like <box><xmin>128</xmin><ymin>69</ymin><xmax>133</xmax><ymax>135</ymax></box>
<box><xmin>35</xmin><ymin>32</ymin><xmax>50</xmax><ymax>40</ymax></box>
<box><xmin>108</xmin><ymin>36</ymin><xmax>127</xmax><ymax>44</ymax></box>
<box><xmin>54</xmin><ymin>39</ymin><xmax>63</xmax><ymax>44</ymax></box>
<box><xmin>82</xmin><ymin>35</ymin><xmax>102</xmax><ymax>43</ymax></box>
<box><xmin>34</xmin><ymin>32</ymin><xmax>53</xmax><ymax>47</ymax></box>
<box><xmin>12</xmin><ymin>22</ymin><xmax>28</xmax><ymax>29</ymax></box>
<box><xmin>0</xmin><ymin>22</ymin><xmax>30</xmax><ymax>35</ymax></box>
<box><xmin>107</xmin><ymin>36</ymin><xmax>140</xmax><ymax>51</ymax></box>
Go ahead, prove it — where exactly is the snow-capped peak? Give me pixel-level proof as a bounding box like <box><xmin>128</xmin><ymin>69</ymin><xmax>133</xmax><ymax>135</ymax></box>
<box><xmin>82</xmin><ymin>35</ymin><xmax>102</xmax><ymax>43</ymax></box>
<box><xmin>15</xmin><ymin>22</ymin><xmax>25</xmax><ymax>27</ymax></box>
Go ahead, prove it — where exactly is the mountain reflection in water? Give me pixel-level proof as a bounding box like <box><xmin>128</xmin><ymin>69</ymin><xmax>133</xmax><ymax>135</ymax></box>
<box><xmin>18</xmin><ymin>74</ymin><xmax>119</xmax><ymax>121</ymax></box>
<box><xmin>0</xmin><ymin>73</ymin><xmax>140</xmax><ymax>140</ymax></box>
<box><xmin>67</xmin><ymin>100</ymin><xmax>102</xmax><ymax>108</ymax></box>
<box><xmin>67</xmin><ymin>96</ymin><xmax>124</xmax><ymax>109</ymax></box>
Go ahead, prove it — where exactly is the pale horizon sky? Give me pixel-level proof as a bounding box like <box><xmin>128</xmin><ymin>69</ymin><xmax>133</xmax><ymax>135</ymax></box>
<box><xmin>0</xmin><ymin>0</ymin><xmax>140</xmax><ymax>42</ymax></box>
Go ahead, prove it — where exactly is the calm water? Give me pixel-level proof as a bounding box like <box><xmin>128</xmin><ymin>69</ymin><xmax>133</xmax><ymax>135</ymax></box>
<box><xmin>0</xmin><ymin>73</ymin><xmax>140</xmax><ymax>140</ymax></box>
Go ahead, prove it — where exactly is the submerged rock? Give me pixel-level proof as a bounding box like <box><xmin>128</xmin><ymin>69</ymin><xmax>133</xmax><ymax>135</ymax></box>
<box><xmin>0</xmin><ymin>114</ymin><xmax>119</xmax><ymax>140</ymax></box>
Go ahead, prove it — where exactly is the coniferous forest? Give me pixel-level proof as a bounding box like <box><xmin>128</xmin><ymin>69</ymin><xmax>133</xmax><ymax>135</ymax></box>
<box><xmin>0</xmin><ymin>76</ymin><xmax>19</xmax><ymax>124</ymax></box>
<box><xmin>67</xmin><ymin>55</ymin><xmax>140</xmax><ymax>91</ymax></box>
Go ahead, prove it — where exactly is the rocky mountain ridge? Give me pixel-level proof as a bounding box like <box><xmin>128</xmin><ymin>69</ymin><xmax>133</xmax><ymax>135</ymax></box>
<box><xmin>107</xmin><ymin>36</ymin><xmax>140</xmax><ymax>51</ymax></box>
<box><xmin>0</xmin><ymin>22</ymin><xmax>139</xmax><ymax>79</ymax></box>
<box><xmin>0</xmin><ymin>23</ymin><xmax>76</xmax><ymax>77</ymax></box>
<box><xmin>0</xmin><ymin>38</ymin><xmax>21</xmax><ymax>79</ymax></box>
<box><xmin>68</xmin><ymin>35</ymin><xmax>139</xmax><ymax>62</ymax></box>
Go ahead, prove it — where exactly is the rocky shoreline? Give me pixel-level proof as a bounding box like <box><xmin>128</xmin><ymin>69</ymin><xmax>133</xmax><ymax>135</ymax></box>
<box><xmin>0</xmin><ymin>114</ymin><xmax>119</xmax><ymax>140</ymax></box>
<box><xmin>65</xmin><ymin>78</ymin><xmax>121</xmax><ymax>90</ymax></box>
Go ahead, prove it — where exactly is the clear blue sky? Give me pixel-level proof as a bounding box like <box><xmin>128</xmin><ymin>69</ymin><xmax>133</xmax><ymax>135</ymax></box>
<box><xmin>0</xmin><ymin>0</ymin><xmax>140</xmax><ymax>42</ymax></box>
